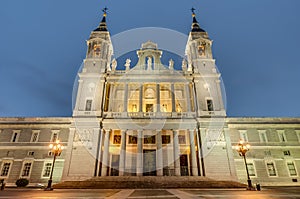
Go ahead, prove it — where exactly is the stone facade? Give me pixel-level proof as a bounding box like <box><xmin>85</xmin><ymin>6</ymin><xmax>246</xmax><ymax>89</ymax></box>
<box><xmin>0</xmin><ymin>12</ymin><xmax>299</xmax><ymax>187</ymax></box>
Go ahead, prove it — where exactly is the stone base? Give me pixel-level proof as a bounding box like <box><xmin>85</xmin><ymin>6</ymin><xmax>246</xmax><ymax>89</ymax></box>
<box><xmin>53</xmin><ymin>176</ymin><xmax>246</xmax><ymax>189</ymax></box>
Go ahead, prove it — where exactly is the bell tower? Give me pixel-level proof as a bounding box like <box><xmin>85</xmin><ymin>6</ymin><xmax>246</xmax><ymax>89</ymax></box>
<box><xmin>185</xmin><ymin>9</ymin><xmax>226</xmax><ymax>117</ymax></box>
<box><xmin>73</xmin><ymin>8</ymin><xmax>113</xmax><ymax>117</ymax></box>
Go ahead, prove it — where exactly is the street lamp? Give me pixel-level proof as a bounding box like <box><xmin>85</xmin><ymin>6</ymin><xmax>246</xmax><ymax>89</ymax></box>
<box><xmin>44</xmin><ymin>140</ymin><xmax>64</xmax><ymax>191</ymax></box>
<box><xmin>235</xmin><ymin>140</ymin><xmax>253</xmax><ymax>190</ymax></box>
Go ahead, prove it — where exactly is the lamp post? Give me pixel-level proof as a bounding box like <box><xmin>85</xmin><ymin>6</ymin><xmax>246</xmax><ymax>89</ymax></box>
<box><xmin>44</xmin><ymin>140</ymin><xmax>64</xmax><ymax>191</ymax></box>
<box><xmin>235</xmin><ymin>140</ymin><xmax>253</xmax><ymax>190</ymax></box>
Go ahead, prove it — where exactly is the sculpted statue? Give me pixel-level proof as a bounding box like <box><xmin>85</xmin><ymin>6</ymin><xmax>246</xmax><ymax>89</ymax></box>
<box><xmin>182</xmin><ymin>59</ymin><xmax>187</xmax><ymax>71</ymax></box>
<box><xmin>169</xmin><ymin>59</ymin><xmax>174</xmax><ymax>70</ymax></box>
<box><xmin>147</xmin><ymin>57</ymin><xmax>152</xmax><ymax>70</ymax></box>
<box><xmin>125</xmin><ymin>58</ymin><xmax>131</xmax><ymax>71</ymax></box>
<box><xmin>111</xmin><ymin>58</ymin><xmax>117</xmax><ymax>71</ymax></box>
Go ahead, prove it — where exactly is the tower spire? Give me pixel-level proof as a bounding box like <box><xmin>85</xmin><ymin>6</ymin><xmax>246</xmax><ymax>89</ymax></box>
<box><xmin>190</xmin><ymin>7</ymin><xmax>205</xmax><ymax>32</ymax></box>
<box><xmin>94</xmin><ymin>7</ymin><xmax>108</xmax><ymax>32</ymax></box>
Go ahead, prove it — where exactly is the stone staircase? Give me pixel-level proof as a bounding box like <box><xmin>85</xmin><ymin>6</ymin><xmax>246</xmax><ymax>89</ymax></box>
<box><xmin>53</xmin><ymin>176</ymin><xmax>246</xmax><ymax>189</ymax></box>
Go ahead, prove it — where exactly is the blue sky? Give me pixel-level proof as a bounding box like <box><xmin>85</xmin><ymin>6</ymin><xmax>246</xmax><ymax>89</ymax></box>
<box><xmin>0</xmin><ymin>0</ymin><xmax>300</xmax><ymax>117</ymax></box>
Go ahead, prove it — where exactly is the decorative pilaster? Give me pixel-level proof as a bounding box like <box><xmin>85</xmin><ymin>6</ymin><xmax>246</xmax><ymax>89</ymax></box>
<box><xmin>139</xmin><ymin>84</ymin><xmax>143</xmax><ymax>113</ymax></box>
<box><xmin>101</xmin><ymin>129</ymin><xmax>110</xmax><ymax>176</ymax></box>
<box><xmin>156</xmin><ymin>130</ymin><xmax>163</xmax><ymax>176</ymax></box>
<box><xmin>136</xmin><ymin>130</ymin><xmax>143</xmax><ymax>176</ymax></box>
<box><xmin>119</xmin><ymin>130</ymin><xmax>127</xmax><ymax>176</ymax></box>
<box><xmin>156</xmin><ymin>84</ymin><xmax>160</xmax><ymax>112</ymax></box>
<box><xmin>189</xmin><ymin>129</ymin><xmax>198</xmax><ymax>176</ymax></box>
<box><xmin>171</xmin><ymin>84</ymin><xmax>176</xmax><ymax>112</ymax></box>
<box><xmin>124</xmin><ymin>84</ymin><xmax>128</xmax><ymax>112</ymax></box>
<box><xmin>185</xmin><ymin>83</ymin><xmax>191</xmax><ymax>112</ymax></box>
<box><xmin>173</xmin><ymin>130</ymin><xmax>180</xmax><ymax>176</ymax></box>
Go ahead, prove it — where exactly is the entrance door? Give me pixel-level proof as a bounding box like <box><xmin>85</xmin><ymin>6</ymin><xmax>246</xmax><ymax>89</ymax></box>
<box><xmin>143</xmin><ymin>150</ymin><xmax>156</xmax><ymax>176</ymax></box>
<box><xmin>110</xmin><ymin>155</ymin><xmax>119</xmax><ymax>176</ymax></box>
<box><xmin>180</xmin><ymin>154</ymin><xmax>189</xmax><ymax>176</ymax></box>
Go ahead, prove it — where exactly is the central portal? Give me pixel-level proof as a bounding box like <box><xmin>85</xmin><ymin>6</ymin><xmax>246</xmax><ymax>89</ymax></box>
<box><xmin>143</xmin><ymin>150</ymin><xmax>156</xmax><ymax>176</ymax></box>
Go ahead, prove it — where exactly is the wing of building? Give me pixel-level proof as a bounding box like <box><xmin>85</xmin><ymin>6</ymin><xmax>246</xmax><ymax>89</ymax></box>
<box><xmin>0</xmin><ymin>11</ymin><xmax>299</xmax><ymax>187</ymax></box>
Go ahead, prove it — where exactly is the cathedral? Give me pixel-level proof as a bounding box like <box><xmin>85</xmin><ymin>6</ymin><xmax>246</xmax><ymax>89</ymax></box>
<box><xmin>0</xmin><ymin>10</ymin><xmax>299</xmax><ymax>187</ymax></box>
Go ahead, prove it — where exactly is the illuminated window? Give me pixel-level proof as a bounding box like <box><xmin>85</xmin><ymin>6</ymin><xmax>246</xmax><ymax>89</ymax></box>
<box><xmin>93</xmin><ymin>44</ymin><xmax>101</xmax><ymax>57</ymax></box>
<box><xmin>162</xmin><ymin>135</ymin><xmax>171</xmax><ymax>144</ymax></box>
<box><xmin>128</xmin><ymin>135</ymin><xmax>137</xmax><ymax>144</ymax></box>
<box><xmin>198</xmin><ymin>42</ymin><xmax>206</xmax><ymax>56</ymax></box>
<box><xmin>131</xmin><ymin>104</ymin><xmax>137</xmax><ymax>112</ymax></box>
<box><xmin>113</xmin><ymin>135</ymin><xmax>121</xmax><ymax>144</ymax></box>
<box><xmin>144</xmin><ymin>135</ymin><xmax>156</xmax><ymax>144</ymax></box>
<box><xmin>179</xmin><ymin>135</ymin><xmax>186</xmax><ymax>144</ymax></box>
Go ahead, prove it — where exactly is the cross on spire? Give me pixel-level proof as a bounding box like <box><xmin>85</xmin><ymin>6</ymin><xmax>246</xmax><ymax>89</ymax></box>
<box><xmin>102</xmin><ymin>7</ymin><xmax>108</xmax><ymax>14</ymax></box>
<box><xmin>191</xmin><ymin>7</ymin><xmax>196</xmax><ymax>14</ymax></box>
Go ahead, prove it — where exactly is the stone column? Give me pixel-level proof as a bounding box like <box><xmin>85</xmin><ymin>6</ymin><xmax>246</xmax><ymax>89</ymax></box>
<box><xmin>189</xmin><ymin>129</ymin><xmax>198</xmax><ymax>176</ymax></box>
<box><xmin>173</xmin><ymin>130</ymin><xmax>180</xmax><ymax>176</ymax></box>
<box><xmin>124</xmin><ymin>84</ymin><xmax>128</xmax><ymax>112</ymax></box>
<box><xmin>156</xmin><ymin>84</ymin><xmax>160</xmax><ymax>112</ymax></box>
<box><xmin>195</xmin><ymin>128</ymin><xmax>203</xmax><ymax>176</ymax></box>
<box><xmin>136</xmin><ymin>130</ymin><xmax>143</xmax><ymax>176</ymax></box>
<box><xmin>101</xmin><ymin>129</ymin><xmax>110</xmax><ymax>176</ymax></box>
<box><xmin>185</xmin><ymin>83</ymin><xmax>191</xmax><ymax>112</ymax></box>
<box><xmin>156</xmin><ymin>130</ymin><xmax>163</xmax><ymax>176</ymax></box>
<box><xmin>171</xmin><ymin>84</ymin><xmax>176</xmax><ymax>112</ymax></box>
<box><xmin>139</xmin><ymin>84</ymin><xmax>143</xmax><ymax>113</ymax></box>
<box><xmin>119</xmin><ymin>130</ymin><xmax>127</xmax><ymax>176</ymax></box>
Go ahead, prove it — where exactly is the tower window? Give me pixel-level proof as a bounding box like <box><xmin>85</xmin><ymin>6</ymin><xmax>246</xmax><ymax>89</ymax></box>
<box><xmin>93</xmin><ymin>44</ymin><xmax>101</xmax><ymax>57</ymax></box>
<box><xmin>198</xmin><ymin>42</ymin><xmax>206</xmax><ymax>56</ymax></box>
<box><xmin>206</xmin><ymin>99</ymin><xmax>214</xmax><ymax>111</ymax></box>
<box><xmin>85</xmin><ymin>99</ymin><xmax>92</xmax><ymax>111</ymax></box>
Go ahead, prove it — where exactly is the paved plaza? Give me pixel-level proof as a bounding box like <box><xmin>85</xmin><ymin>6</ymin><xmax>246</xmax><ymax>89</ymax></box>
<box><xmin>0</xmin><ymin>187</ymin><xmax>300</xmax><ymax>199</ymax></box>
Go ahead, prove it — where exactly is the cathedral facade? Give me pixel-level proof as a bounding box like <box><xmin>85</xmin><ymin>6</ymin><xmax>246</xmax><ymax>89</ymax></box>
<box><xmin>0</xmin><ymin>12</ymin><xmax>299</xmax><ymax>186</ymax></box>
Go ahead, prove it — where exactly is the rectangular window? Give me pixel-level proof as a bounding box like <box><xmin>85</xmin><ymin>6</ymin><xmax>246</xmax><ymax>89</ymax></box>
<box><xmin>287</xmin><ymin>162</ymin><xmax>297</xmax><ymax>176</ymax></box>
<box><xmin>247</xmin><ymin>163</ymin><xmax>256</xmax><ymax>176</ymax></box>
<box><xmin>259</xmin><ymin>132</ymin><xmax>268</xmax><ymax>142</ymax></box>
<box><xmin>21</xmin><ymin>162</ymin><xmax>32</xmax><ymax>177</ymax></box>
<box><xmin>128</xmin><ymin>135</ymin><xmax>137</xmax><ymax>144</ymax></box>
<box><xmin>113</xmin><ymin>135</ymin><xmax>121</xmax><ymax>144</ymax></box>
<box><xmin>267</xmin><ymin>162</ymin><xmax>277</xmax><ymax>176</ymax></box>
<box><xmin>51</xmin><ymin>131</ymin><xmax>59</xmax><ymax>142</ymax></box>
<box><xmin>30</xmin><ymin>131</ymin><xmax>39</xmax><ymax>143</ymax></box>
<box><xmin>239</xmin><ymin>131</ymin><xmax>248</xmax><ymax>142</ymax></box>
<box><xmin>178</xmin><ymin>135</ymin><xmax>186</xmax><ymax>144</ymax></box>
<box><xmin>162</xmin><ymin>135</ymin><xmax>171</xmax><ymax>144</ymax></box>
<box><xmin>144</xmin><ymin>135</ymin><xmax>156</xmax><ymax>144</ymax></box>
<box><xmin>206</xmin><ymin>99</ymin><xmax>214</xmax><ymax>111</ymax></box>
<box><xmin>27</xmin><ymin>151</ymin><xmax>34</xmax><ymax>156</ymax></box>
<box><xmin>264</xmin><ymin>150</ymin><xmax>271</xmax><ymax>156</ymax></box>
<box><xmin>42</xmin><ymin>162</ymin><xmax>52</xmax><ymax>177</ymax></box>
<box><xmin>48</xmin><ymin>151</ymin><xmax>54</xmax><ymax>156</ymax></box>
<box><xmin>0</xmin><ymin>162</ymin><xmax>11</xmax><ymax>177</ymax></box>
<box><xmin>11</xmin><ymin>131</ymin><xmax>19</xmax><ymax>142</ymax></box>
<box><xmin>283</xmin><ymin>150</ymin><xmax>290</xmax><ymax>156</ymax></box>
<box><xmin>278</xmin><ymin>131</ymin><xmax>287</xmax><ymax>142</ymax></box>
<box><xmin>85</xmin><ymin>99</ymin><xmax>92</xmax><ymax>111</ymax></box>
